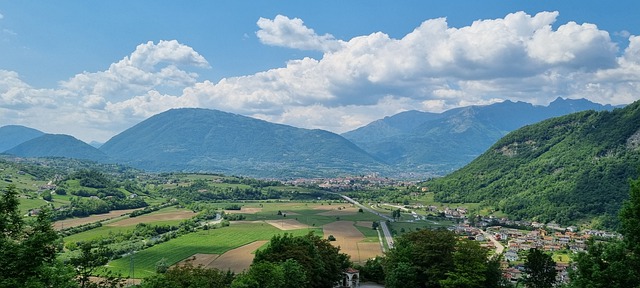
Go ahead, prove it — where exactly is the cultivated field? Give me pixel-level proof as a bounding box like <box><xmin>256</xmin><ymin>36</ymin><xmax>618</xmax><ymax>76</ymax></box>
<box><xmin>323</xmin><ymin>221</ymin><xmax>383</xmax><ymax>263</ymax></box>
<box><xmin>264</xmin><ymin>219</ymin><xmax>311</xmax><ymax>230</ymax></box>
<box><xmin>106</xmin><ymin>209</ymin><xmax>196</xmax><ymax>227</ymax></box>
<box><xmin>207</xmin><ymin>240</ymin><xmax>268</xmax><ymax>273</ymax></box>
<box><xmin>53</xmin><ymin>208</ymin><xmax>141</xmax><ymax>230</ymax></box>
<box><xmin>107</xmin><ymin>221</ymin><xmax>316</xmax><ymax>278</ymax></box>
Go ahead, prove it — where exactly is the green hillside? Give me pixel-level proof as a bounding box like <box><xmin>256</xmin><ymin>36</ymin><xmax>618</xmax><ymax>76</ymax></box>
<box><xmin>343</xmin><ymin>98</ymin><xmax>618</xmax><ymax>175</ymax></box>
<box><xmin>100</xmin><ymin>108</ymin><xmax>386</xmax><ymax>178</ymax></box>
<box><xmin>425</xmin><ymin>100</ymin><xmax>640</xmax><ymax>228</ymax></box>
<box><xmin>5</xmin><ymin>134</ymin><xmax>108</xmax><ymax>162</ymax></box>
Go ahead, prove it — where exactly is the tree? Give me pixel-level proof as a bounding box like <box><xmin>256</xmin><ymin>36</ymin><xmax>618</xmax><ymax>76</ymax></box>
<box><xmin>140</xmin><ymin>263</ymin><xmax>234</xmax><ymax>288</ymax></box>
<box><xmin>0</xmin><ymin>185</ymin><xmax>77</xmax><ymax>287</ymax></box>
<box><xmin>231</xmin><ymin>259</ymin><xmax>307</xmax><ymax>288</ymax></box>
<box><xmin>252</xmin><ymin>232</ymin><xmax>350</xmax><ymax>288</ymax></box>
<box><xmin>569</xmin><ymin>175</ymin><xmax>640</xmax><ymax>287</ymax></box>
<box><xmin>385</xmin><ymin>229</ymin><xmax>508</xmax><ymax>288</ymax></box>
<box><xmin>385</xmin><ymin>229</ymin><xmax>457</xmax><ymax>287</ymax></box>
<box><xmin>68</xmin><ymin>242</ymin><xmax>113</xmax><ymax>288</ymax></box>
<box><xmin>523</xmin><ymin>248</ymin><xmax>557</xmax><ymax>288</ymax></box>
<box><xmin>440</xmin><ymin>239</ymin><xmax>488</xmax><ymax>288</ymax></box>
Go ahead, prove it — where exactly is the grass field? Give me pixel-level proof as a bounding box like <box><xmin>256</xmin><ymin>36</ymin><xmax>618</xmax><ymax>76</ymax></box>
<box><xmin>107</xmin><ymin>221</ymin><xmax>318</xmax><ymax>278</ymax></box>
<box><xmin>63</xmin><ymin>207</ymin><xmax>196</xmax><ymax>243</ymax></box>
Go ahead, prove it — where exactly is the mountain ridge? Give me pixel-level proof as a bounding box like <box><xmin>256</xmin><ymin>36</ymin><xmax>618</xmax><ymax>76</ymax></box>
<box><xmin>342</xmin><ymin>98</ymin><xmax>619</xmax><ymax>175</ymax></box>
<box><xmin>424</xmin><ymin>100</ymin><xmax>640</xmax><ymax>227</ymax></box>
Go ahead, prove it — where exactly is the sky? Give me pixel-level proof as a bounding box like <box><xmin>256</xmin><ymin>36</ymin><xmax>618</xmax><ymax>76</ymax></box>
<box><xmin>1</xmin><ymin>1</ymin><xmax>640</xmax><ymax>143</ymax></box>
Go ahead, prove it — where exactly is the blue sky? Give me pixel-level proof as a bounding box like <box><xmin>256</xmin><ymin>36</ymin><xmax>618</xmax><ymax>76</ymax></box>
<box><xmin>1</xmin><ymin>1</ymin><xmax>640</xmax><ymax>142</ymax></box>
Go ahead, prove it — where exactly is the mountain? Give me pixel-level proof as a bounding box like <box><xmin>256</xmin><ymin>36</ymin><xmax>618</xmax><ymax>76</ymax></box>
<box><xmin>342</xmin><ymin>98</ymin><xmax>618</xmax><ymax>176</ymax></box>
<box><xmin>5</xmin><ymin>134</ymin><xmax>108</xmax><ymax>162</ymax></box>
<box><xmin>0</xmin><ymin>125</ymin><xmax>45</xmax><ymax>152</ymax></box>
<box><xmin>424</xmin><ymin>100</ymin><xmax>640</xmax><ymax>228</ymax></box>
<box><xmin>100</xmin><ymin>108</ymin><xmax>385</xmax><ymax>178</ymax></box>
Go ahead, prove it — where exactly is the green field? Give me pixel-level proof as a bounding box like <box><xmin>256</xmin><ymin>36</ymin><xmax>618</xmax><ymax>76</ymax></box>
<box><xmin>107</xmin><ymin>222</ymin><xmax>318</xmax><ymax>278</ymax></box>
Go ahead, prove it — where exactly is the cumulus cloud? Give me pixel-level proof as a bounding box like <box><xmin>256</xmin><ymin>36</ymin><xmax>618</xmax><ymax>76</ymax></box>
<box><xmin>1</xmin><ymin>12</ymin><xmax>639</xmax><ymax>142</ymax></box>
<box><xmin>257</xmin><ymin>15</ymin><xmax>345</xmax><ymax>52</ymax></box>
<box><xmin>60</xmin><ymin>40</ymin><xmax>209</xmax><ymax>104</ymax></box>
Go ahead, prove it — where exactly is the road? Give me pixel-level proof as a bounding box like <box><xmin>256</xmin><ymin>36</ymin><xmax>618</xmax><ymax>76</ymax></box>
<box><xmin>338</xmin><ymin>194</ymin><xmax>393</xmax><ymax>221</ymax></box>
<box><xmin>338</xmin><ymin>194</ymin><xmax>394</xmax><ymax>249</ymax></box>
<box><xmin>481</xmin><ymin>229</ymin><xmax>505</xmax><ymax>255</ymax></box>
<box><xmin>379</xmin><ymin>220</ymin><xmax>394</xmax><ymax>249</ymax></box>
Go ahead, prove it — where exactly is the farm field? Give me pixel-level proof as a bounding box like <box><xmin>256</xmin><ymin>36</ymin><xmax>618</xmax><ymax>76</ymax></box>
<box><xmin>63</xmin><ymin>207</ymin><xmax>196</xmax><ymax>243</ymax></box>
<box><xmin>107</xmin><ymin>221</ymin><xmax>319</xmax><ymax>278</ymax></box>
<box><xmin>206</xmin><ymin>240</ymin><xmax>269</xmax><ymax>273</ymax></box>
<box><xmin>323</xmin><ymin>221</ymin><xmax>383</xmax><ymax>263</ymax></box>
<box><xmin>53</xmin><ymin>208</ymin><xmax>141</xmax><ymax>230</ymax></box>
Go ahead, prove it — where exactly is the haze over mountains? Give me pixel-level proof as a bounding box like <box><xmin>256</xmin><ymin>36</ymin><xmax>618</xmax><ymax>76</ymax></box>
<box><xmin>0</xmin><ymin>98</ymin><xmax>621</xmax><ymax>178</ymax></box>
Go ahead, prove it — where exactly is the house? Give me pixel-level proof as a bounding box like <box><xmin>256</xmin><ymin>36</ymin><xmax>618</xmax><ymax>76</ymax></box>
<box><xmin>505</xmin><ymin>249</ymin><xmax>519</xmax><ymax>262</ymax></box>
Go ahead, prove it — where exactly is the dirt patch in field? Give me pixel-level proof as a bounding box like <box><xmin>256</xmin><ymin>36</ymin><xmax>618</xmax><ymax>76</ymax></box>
<box><xmin>264</xmin><ymin>219</ymin><xmax>310</xmax><ymax>230</ymax></box>
<box><xmin>175</xmin><ymin>253</ymin><xmax>220</xmax><ymax>268</ymax></box>
<box><xmin>318</xmin><ymin>206</ymin><xmax>359</xmax><ymax>216</ymax></box>
<box><xmin>323</xmin><ymin>221</ymin><xmax>382</xmax><ymax>263</ymax></box>
<box><xmin>106</xmin><ymin>210</ymin><xmax>196</xmax><ymax>227</ymax></box>
<box><xmin>53</xmin><ymin>208</ymin><xmax>141</xmax><ymax>230</ymax></box>
<box><xmin>207</xmin><ymin>241</ymin><xmax>268</xmax><ymax>273</ymax></box>
<box><xmin>224</xmin><ymin>207</ymin><xmax>262</xmax><ymax>214</ymax></box>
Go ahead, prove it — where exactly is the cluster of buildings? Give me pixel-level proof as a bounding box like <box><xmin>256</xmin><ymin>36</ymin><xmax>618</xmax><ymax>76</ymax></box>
<box><xmin>285</xmin><ymin>175</ymin><xmax>414</xmax><ymax>191</ymax></box>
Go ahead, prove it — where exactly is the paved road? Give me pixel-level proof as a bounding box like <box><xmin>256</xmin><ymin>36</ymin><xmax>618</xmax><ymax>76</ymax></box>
<box><xmin>481</xmin><ymin>229</ymin><xmax>505</xmax><ymax>255</ymax></box>
<box><xmin>339</xmin><ymin>195</ymin><xmax>393</xmax><ymax>221</ymax></box>
<box><xmin>379</xmin><ymin>220</ymin><xmax>394</xmax><ymax>249</ymax></box>
<box><xmin>338</xmin><ymin>194</ymin><xmax>394</xmax><ymax>249</ymax></box>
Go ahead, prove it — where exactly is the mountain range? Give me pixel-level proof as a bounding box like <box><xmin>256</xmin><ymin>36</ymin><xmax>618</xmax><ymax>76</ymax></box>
<box><xmin>425</xmin><ymin>100</ymin><xmax>640</xmax><ymax>227</ymax></box>
<box><xmin>0</xmin><ymin>98</ymin><xmax>622</xmax><ymax>178</ymax></box>
<box><xmin>342</xmin><ymin>97</ymin><xmax>618</xmax><ymax>175</ymax></box>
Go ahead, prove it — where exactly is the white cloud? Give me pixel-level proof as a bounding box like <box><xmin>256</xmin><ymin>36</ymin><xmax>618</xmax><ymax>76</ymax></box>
<box><xmin>60</xmin><ymin>40</ymin><xmax>209</xmax><ymax>104</ymax></box>
<box><xmin>0</xmin><ymin>13</ymin><xmax>4</xmax><ymax>20</ymax></box>
<box><xmin>1</xmin><ymin>12</ymin><xmax>639</xmax><ymax>142</ymax></box>
<box><xmin>256</xmin><ymin>15</ymin><xmax>345</xmax><ymax>52</ymax></box>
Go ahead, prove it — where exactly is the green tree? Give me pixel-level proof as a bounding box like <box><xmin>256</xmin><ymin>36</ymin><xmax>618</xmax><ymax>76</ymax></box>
<box><xmin>0</xmin><ymin>185</ymin><xmax>78</xmax><ymax>287</ymax></box>
<box><xmin>140</xmin><ymin>263</ymin><xmax>234</xmax><ymax>288</ymax></box>
<box><xmin>440</xmin><ymin>239</ymin><xmax>488</xmax><ymax>288</ymax></box>
<box><xmin>385</xmin><ymin>229</ymin><xmax>457</xmax><ymax>287</ymax></box>
<box><xmin>231</xmin><ymin>259</ymin><xmax>307</xmax><ymax>288</ymax></box>
<box><xmin>523</xmin><ymin>248</ymin><xmax>557</xmax><ymax>288</ymax></box>
<box><xmin>252</xmin><ymin>232</ymin><xmax>350</xmax><ymax>288</ymax></box>
<box><xmin>68</xmin><ymin>242</ymin><xmax>113</xmax><ymax>288</ymax></box>
<box><xmin>569</xmin><ymin>175</ymin><xmax>640</xmax><ymax>287</ymax></box>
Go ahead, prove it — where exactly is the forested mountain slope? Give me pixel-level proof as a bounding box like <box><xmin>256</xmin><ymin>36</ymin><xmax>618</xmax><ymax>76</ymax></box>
<box><xmin>100</xmin><ymin>108</ymin><xmax>386</xmax><ymax>178</ymax></box>
<box><xmin>425</xmin><ymin>100</ymin><xmax>640</xmax><ymax>227</ymax></box>
<box><xmin>343</xmin><ymin>98</ymin><xmax>618</xmax><ymax>175</ymax></box>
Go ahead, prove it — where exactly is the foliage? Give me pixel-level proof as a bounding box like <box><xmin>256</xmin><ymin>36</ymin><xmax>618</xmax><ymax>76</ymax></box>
<box><xmin>384</xmin><ymin>229</ymin><xmax>507</xmax><ymax>288</ymax></box>
<box><xmin>569</xmin><ymin>175</ymin><xmax>640</xmax><ymax>287</ymax></box>
<box><xmin>427</xmin><ymin>102</ymin><xmax>640</xmax><ymax>227</ymax></box>
<box><xmin>0</xmin><ymin>185</ymin><xmax>78</xmax><ymax>287</ymax></box>
<box><xmin>231</xmin><ymin>259</ymin><xmax>308</xmax><ymax>288</ymax></box>
<box><xmin>252</xmin><ymin>232</ymin><xmax>350</xmax><ymax>288</ymax></box>
<box><xmin>356</xmin><ymin>257</ymin><xmax>385</xmax><ymax>283</ymax></box>
<box><xmin>139</xmin><ymin>263</ymin><xmax>234</xmax><ymax>288</ymax></box>
<box><xmin>523</xmin><ymin>248</ymin><xmax>557</xmax><ymax>288</ymax></box>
